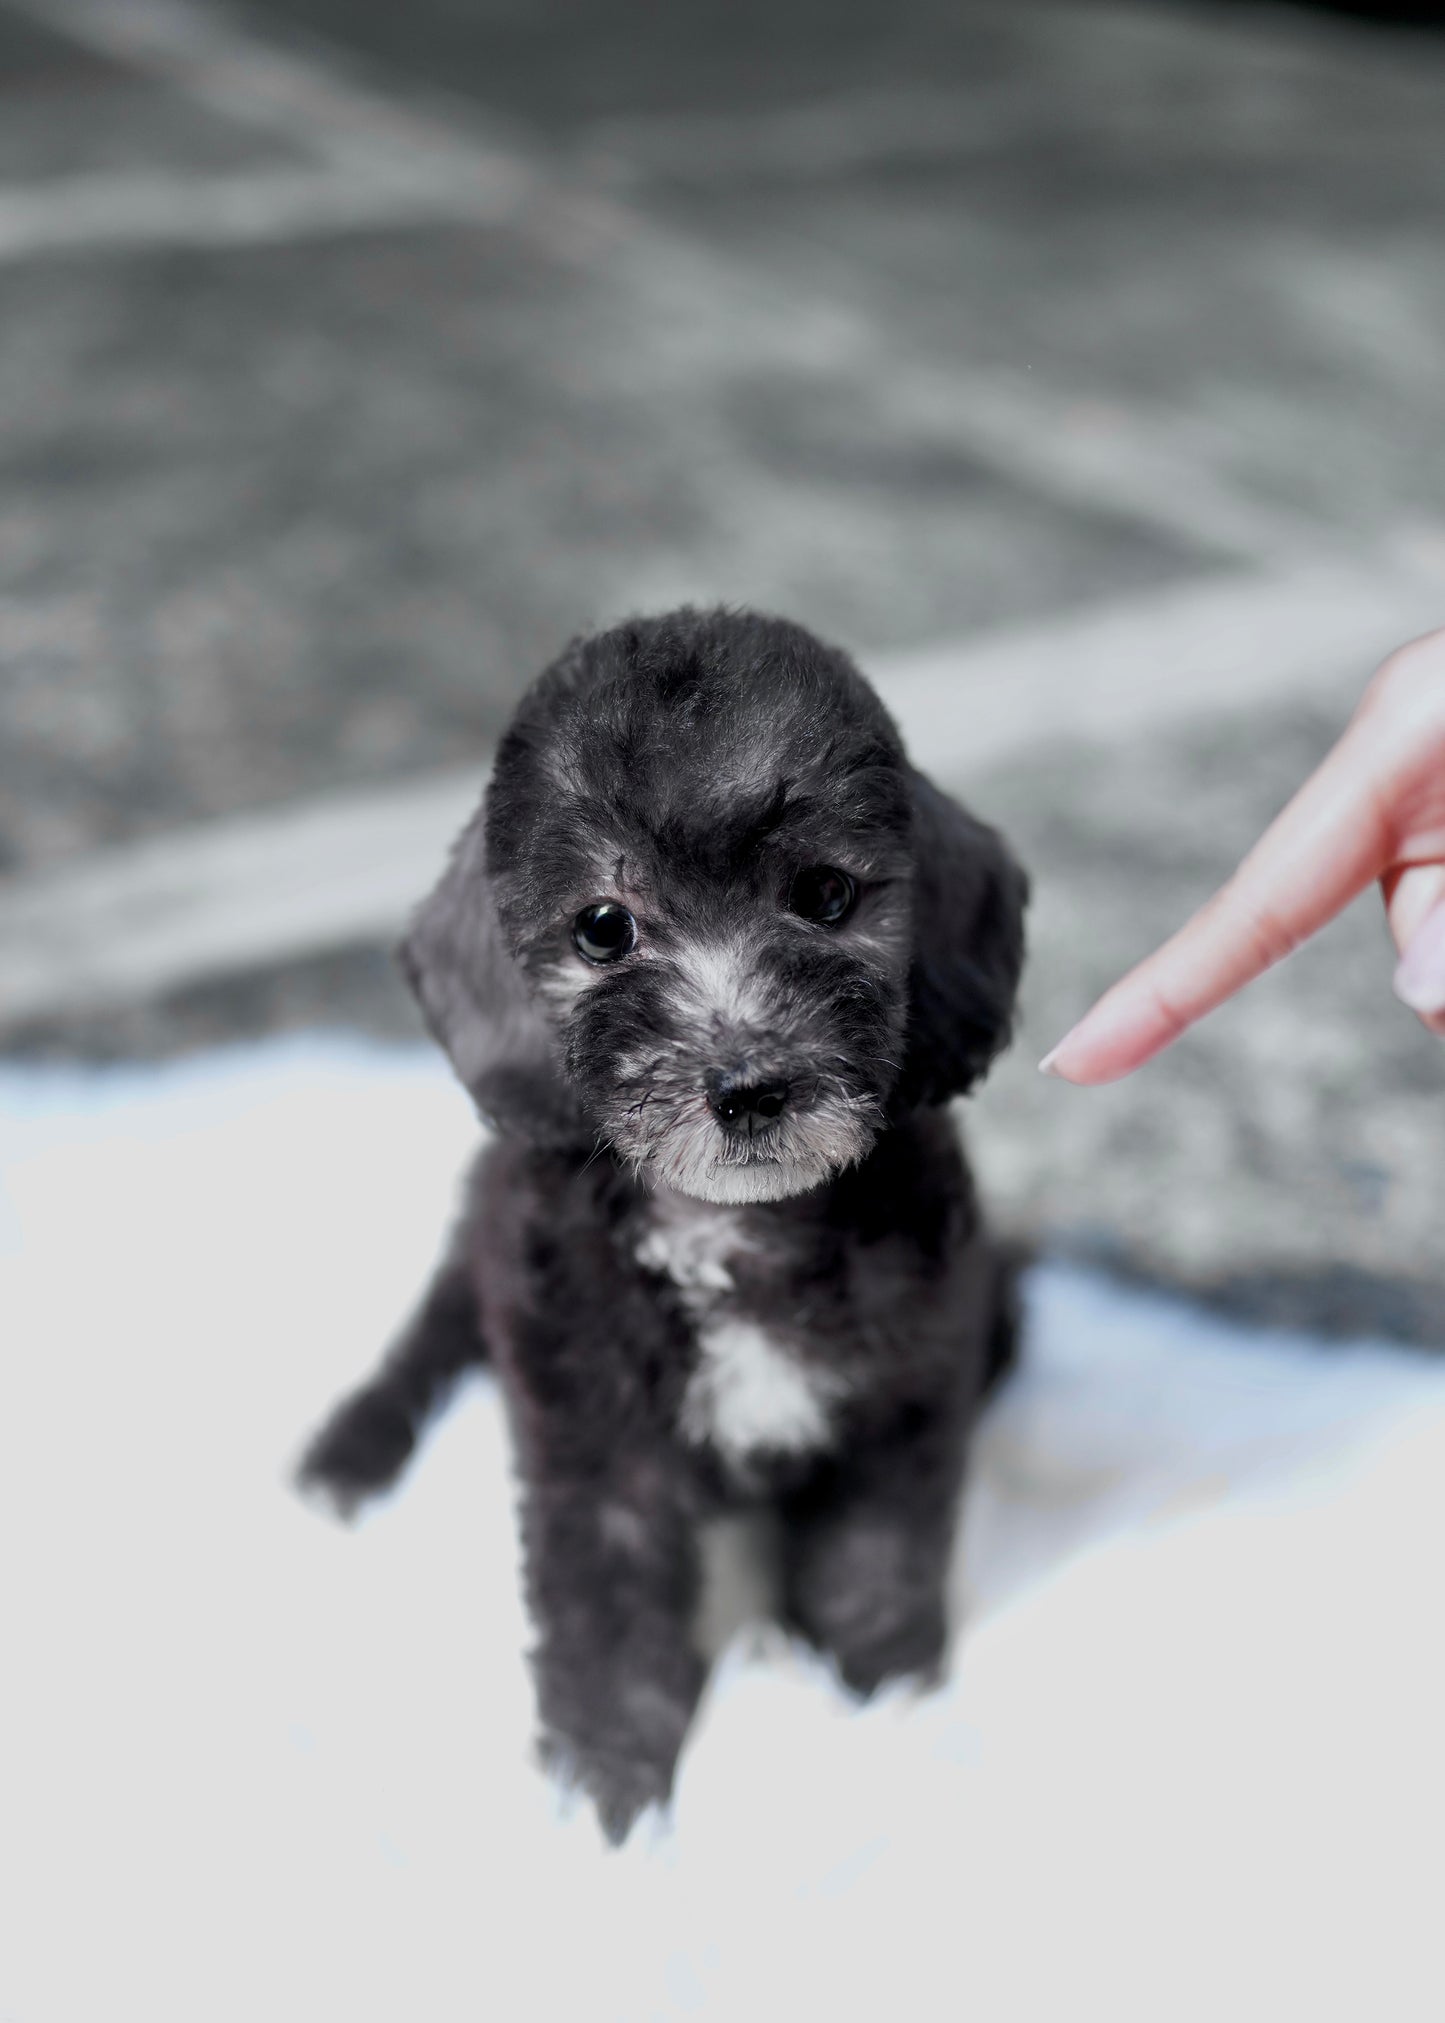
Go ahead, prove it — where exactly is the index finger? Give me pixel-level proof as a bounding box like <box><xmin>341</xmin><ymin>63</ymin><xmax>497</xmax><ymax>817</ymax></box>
<box><xmin>1040</xmin><ymin>709</ymin><xmax>1397</xmax><ymax>1084</ymax></box>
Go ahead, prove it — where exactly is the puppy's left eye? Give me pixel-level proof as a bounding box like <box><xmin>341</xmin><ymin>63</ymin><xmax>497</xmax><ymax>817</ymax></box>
<box><xmin>573</xmin><ymin>901</ymin><xmax>637</xmax><ymax>964</ymax></box>
<box><xmin>789</xmin><ymin>865</ymin><xmax>856</xmax><ymax>926</ymax></box>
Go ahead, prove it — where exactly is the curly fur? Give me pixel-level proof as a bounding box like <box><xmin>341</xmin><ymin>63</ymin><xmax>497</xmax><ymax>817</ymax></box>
<box><xmin>300</xmin><ymin>607</ymin><xmax>1028</xmax><ymax>1843</ymax></box>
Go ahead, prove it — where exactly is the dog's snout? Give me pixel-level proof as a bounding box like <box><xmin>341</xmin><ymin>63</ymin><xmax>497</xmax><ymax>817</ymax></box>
<box><xmin>708</xmin><ymin>1076</ymin><xmax>790</xmax><ymax>1133</ymax></box>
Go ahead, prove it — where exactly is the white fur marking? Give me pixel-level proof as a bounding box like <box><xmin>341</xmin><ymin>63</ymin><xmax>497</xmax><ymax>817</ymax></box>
<box><xmin>533</xmin><ymin>959</ymin><xmax>607</xmax><ymax>1016</ymax></box>
<box><xmin>681</xmin><ymin>1320</ymin><xmax>841</xmax><ymax>1465</ymax></box>
<box><xmin>635</xmin><ymin>1205</ymin><xmax>743</xmax><ymax>1292</ymax></box>
<box><xmin>668</xmin><ymin>937</ymin><xmax>772</xmax><ymax>1028</ymax></box>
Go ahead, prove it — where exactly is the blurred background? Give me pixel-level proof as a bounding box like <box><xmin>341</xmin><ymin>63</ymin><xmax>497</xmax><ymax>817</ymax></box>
<box><xmin>3</xmin><ymin>0</ymin><xmax>1444</xmax><ymax>1335</ymax></box>
<box><xmin>4</xmin><ymin>3</ymin><xmax>1445</xmax><ymax>2017</ymax></box>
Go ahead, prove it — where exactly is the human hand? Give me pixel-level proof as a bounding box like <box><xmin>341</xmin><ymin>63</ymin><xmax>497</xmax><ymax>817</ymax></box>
<box><xmin>1040</xmin><ymin>628</ymin><xmax>1445</xmax><ymax>1084</ymax></box>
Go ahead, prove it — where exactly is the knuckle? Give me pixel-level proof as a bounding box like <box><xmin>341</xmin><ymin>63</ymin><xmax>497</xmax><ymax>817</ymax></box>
<box><xmin>1143</xmin><ymin>976</ymin><xmax>1189</xmax><ymax>1044</ymax></box>
<box><xmin>1220</xmin><ymin>887</ymin><xmax>1298</xmax><ymax>974</ymax></box>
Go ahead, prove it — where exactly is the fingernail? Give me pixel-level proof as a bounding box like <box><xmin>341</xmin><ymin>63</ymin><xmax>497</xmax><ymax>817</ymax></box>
<box><xmin>1394</xmin><ymin>899</ymin><xmax>1445</xmax><ymax>1015</ymax></box>
<box><xmin>1038</xmin><ymin>1040</ymin><xmax>1068</xmax><ymax>1078</ymax></box>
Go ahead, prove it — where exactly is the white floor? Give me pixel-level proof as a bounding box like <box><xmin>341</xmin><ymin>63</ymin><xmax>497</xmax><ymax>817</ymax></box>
<box><xmin>2</xmin><ymin>1037</ymin><xmax>1442</xmax><ymax>2023</ymax></box>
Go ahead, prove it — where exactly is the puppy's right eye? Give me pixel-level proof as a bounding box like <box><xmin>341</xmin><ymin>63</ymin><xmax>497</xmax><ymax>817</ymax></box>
<box><xmin>789</xmin><ymin>865</ymin><xmax>856</xmax><ymax>927</ymax></box>
<box><xmin>572</xmin><ymin>901</ymin><xmax>637</xmax><ymax>965</ymax></box>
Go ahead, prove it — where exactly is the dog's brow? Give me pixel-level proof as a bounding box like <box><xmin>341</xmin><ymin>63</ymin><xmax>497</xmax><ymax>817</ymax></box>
<box><xmin>731</xmin><ymin>779</ymin><xmax>795</xmax><ymax>853</ymax></box>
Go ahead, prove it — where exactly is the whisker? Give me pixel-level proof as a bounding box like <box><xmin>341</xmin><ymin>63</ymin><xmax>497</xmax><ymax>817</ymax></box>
<box><xmin>578</xmin><ymin>1130</ymin><xmax>611</xmax><ymax>1176</ymax></box>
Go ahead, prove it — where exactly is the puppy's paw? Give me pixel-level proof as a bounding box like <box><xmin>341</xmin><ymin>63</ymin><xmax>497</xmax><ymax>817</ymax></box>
<box><xmin>540</xmin><ymin>1732</ymin><xmax>677</xmax><ymax>1846</ymax></box>
<box><xmin>789</xmin><ymin>1597</ymin><xmax>949</xmax><ymax>1702</ymax></box>
<box><xmin>835</xmin><ymin>1627</ymin><xmax>947</xmax><ymax>1702</ymax></box>
<box><xmin>295</xmin><ymin>1389</ymin><xmax>417</xmax><ymax>1518</ymax></box>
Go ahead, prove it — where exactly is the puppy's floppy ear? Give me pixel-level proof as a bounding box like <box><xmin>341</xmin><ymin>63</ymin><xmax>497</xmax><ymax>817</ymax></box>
<box><xmin>896</xmin><ymin>770</ymin><xmax>1028</xmax><ymax>1109</ymax></box>
<box><xmin>399</xmin><ymin>800</ymin><xmax>584</xmax><ymax>1145</ymax></box>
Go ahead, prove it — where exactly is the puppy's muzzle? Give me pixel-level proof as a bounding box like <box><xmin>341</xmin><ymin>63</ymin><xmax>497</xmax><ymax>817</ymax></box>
<box><xmin>707</xmin><ymin>1073</ymin><xmax>790</xmax><ymax>1139</ymax></box>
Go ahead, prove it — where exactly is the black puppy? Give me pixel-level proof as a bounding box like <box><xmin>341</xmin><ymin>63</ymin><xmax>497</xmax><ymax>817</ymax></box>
<box><xmin>301</xmin><ymin>608</ymin><xmax>1028</xmax><ymax>1842</ymax></box>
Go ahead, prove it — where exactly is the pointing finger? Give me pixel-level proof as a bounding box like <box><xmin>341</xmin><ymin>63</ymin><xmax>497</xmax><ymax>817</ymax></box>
<box><xmin>1041</xmin><ymin>708</ymin><xmax>1397</xmax><ymax>1084</ymax></box>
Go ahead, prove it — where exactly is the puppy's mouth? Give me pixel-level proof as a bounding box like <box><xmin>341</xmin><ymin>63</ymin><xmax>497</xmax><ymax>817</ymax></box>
<box><xmin>701</xmin><ymin>1139</ymin><xmax>790</xmax><ymax>1195</ymax></box>
<box><xmin>687</xmin><ymin>1154</ymin><xmax>815</xmax><ymax>1206</ymax></box>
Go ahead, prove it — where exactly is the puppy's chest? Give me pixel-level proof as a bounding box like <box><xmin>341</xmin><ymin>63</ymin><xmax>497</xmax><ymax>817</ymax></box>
<box><xmin>633</xmin><ymin>1201</ymin><xmax>845</xmax><ymax>1471</ymax></box>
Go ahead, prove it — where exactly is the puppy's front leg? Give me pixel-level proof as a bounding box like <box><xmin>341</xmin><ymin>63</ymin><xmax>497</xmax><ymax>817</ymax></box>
<box><xmin>782</xmin><ymin>1413</ymin><xmax>967</xmax><ymax>1699</ymax></box>
<box><xmin>520</xmin><ymin>1444</ymin><xmax>704</xmax><ymax>1844</ymax></box>
<box><xmin>298</xmin><ymin>1257</ymin><xmax>482</xmax><ymax>1515</ymax></box>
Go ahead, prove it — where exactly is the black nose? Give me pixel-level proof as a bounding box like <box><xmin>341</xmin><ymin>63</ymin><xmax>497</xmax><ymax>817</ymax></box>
<box><xmin>708</xmin><ymin>1077</ymin><xmax>790</xmax><ymax>1133</ymax></box>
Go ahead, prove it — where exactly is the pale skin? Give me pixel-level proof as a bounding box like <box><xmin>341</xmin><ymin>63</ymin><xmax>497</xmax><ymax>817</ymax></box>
<box><xmin>1041</xmin><ymin>627</ymin><xmax>1445</xmax><ymax>1084</ymax></box>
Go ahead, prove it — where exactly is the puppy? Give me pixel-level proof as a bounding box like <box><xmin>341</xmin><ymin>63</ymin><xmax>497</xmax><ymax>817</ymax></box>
<box><xmin>300</xmin><ymin>607</ymin><xmax>1028</xmax><ymax>1842</ymax></box>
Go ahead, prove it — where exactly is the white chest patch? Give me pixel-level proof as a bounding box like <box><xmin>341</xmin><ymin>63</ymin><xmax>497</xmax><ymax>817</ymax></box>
<box><xmin>635</xmin><ymin>1194</ymin><xmax>844</xmax><ymax>1468</ymax></box>
<box><xmin>680</xmin><ymin>1319</ymin><xmax>842</xmax><ymax>1468</ymax></box>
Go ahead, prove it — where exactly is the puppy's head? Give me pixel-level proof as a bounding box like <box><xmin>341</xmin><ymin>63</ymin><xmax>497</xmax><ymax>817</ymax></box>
<box><xmin>403</xmin><ymin>609</ymin><xmax>1026</xmax><ymax>1203</ymax></box>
